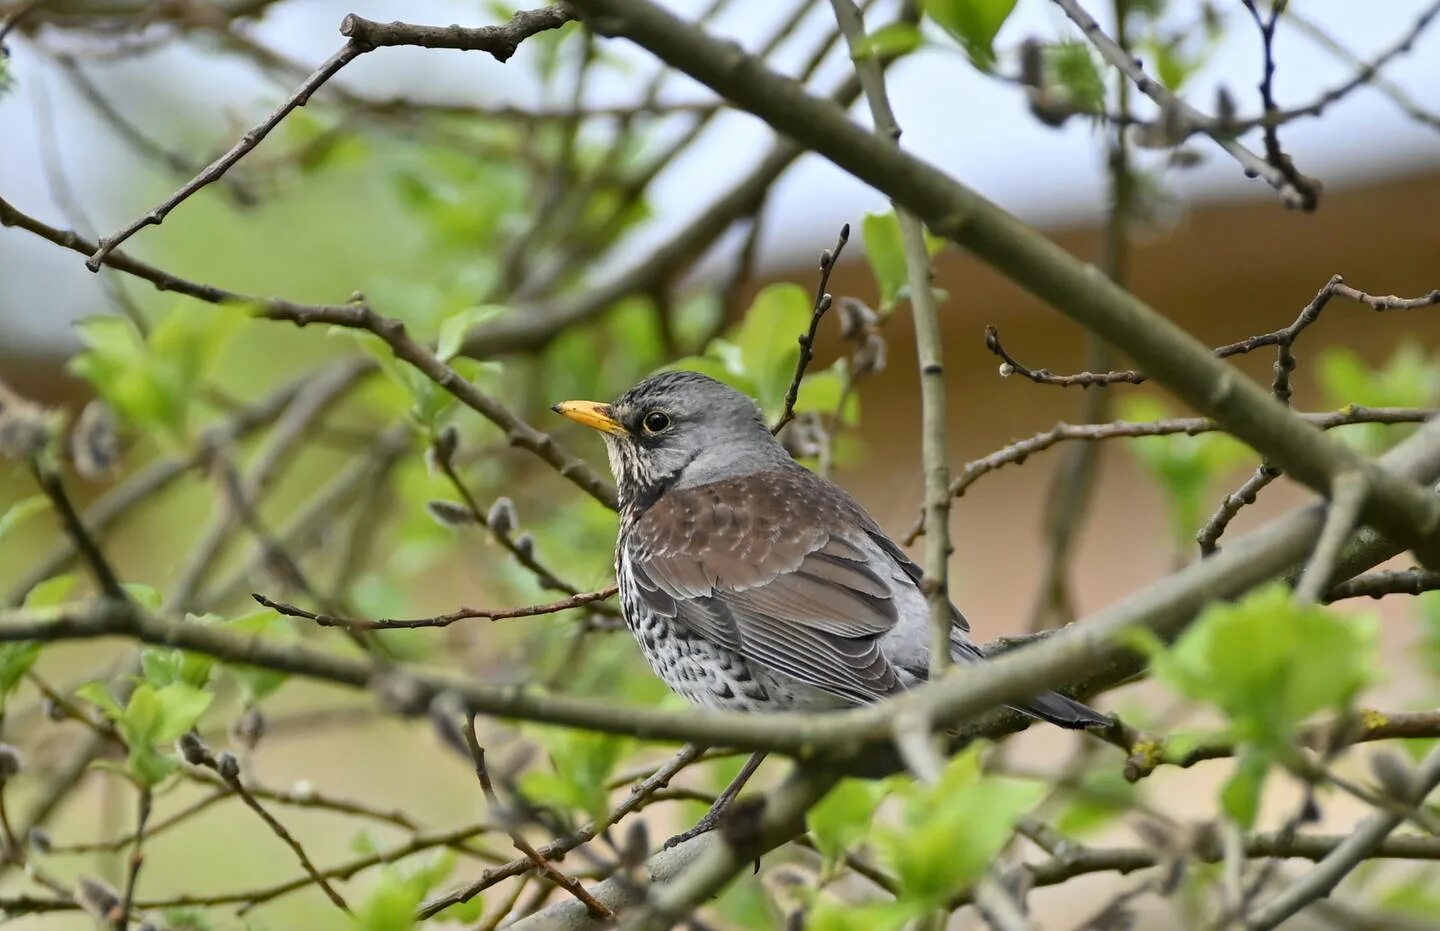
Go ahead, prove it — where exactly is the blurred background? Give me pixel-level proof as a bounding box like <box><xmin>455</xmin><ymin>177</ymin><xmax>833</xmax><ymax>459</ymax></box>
<box><xmin>2</xmin><ymin>0</ymin><xmax>1440</xmax><ymax>927</ymax></box>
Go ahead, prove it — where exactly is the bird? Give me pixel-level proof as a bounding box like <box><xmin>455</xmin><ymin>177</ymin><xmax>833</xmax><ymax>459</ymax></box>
<box><xmin>552</xmin><ymin>369</ymin><xmax>1107</xmax><ymax>730</ymax></box>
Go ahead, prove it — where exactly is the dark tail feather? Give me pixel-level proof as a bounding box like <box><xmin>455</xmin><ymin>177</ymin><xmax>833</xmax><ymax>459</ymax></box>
<box><xmin>1013</xmin><ymin>690</ymin><xmax>1110</xmax><ymax>730</ymax></box>
<box><xmin>950</xmin><ymin>638</ymin><xmax>1110</xmax><ymax>730</ymax></box>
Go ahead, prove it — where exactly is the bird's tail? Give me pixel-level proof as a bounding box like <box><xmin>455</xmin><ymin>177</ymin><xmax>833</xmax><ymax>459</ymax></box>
<box><xmin>949</xmin><ymin>637</ymin><xmax>1110</xmax><ymax>730</ymax></box>
<box><xmin>1012</xmin><ymin>690</ymin><xmax>1110</xmax><ymax>729</ymax></box>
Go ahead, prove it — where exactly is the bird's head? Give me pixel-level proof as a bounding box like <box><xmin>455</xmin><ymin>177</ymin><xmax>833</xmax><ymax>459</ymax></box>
<box><xmin>552</xmin><ymin>371</ymin><xmax>790</xmax><ymax>509</ymax></box>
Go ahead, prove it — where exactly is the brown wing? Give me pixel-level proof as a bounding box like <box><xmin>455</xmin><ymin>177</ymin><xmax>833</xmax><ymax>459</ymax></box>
<box><xmin>624</xmin><ymin>469</ymin><xmax>905</xmax><ymax>704</ymax></box>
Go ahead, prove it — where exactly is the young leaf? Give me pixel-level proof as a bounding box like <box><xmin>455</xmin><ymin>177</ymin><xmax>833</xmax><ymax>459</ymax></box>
<box><xmin>152</xmin><ymin>683</ymin><xmax>214</xmax><ymax>742</ymax></box>
<box><xmin>1142</xmin><ymin>585</ymin><xmax>1379</xmax><ymax>752</ymax></box>
<box><xmin>873</xmin><ymin>746</ymin><xmax>1042</xmax><ymax>905</ymax></box>
<box><xmin>122</xmin><ymin>583</ymin><xmax>163</xmax><ymax>611</ymax></box>
<box><xmin>862</xmin><ymin>211</ymin><xmax>906</xmax><ymax>311</ymax></box>
<box><xmin>0</xmin><ymin>643</ymin><xmax>41</xmax><ymax>712</ymax></box>
<box><xmin>853</xmin><ymin>23</ymin><xmax>922</xmax><ymax>60</ymax></box>
<box><xmin>22</xmin><ymin>574</ymin><xmax>76</xmax><ymax>611</ymax></box>
<box><xmin>437</xmin><ymin>305</ymin><xmax>504</xmax><ymax>362</ymax></box>
<box><xmin>732</xmin><ymin>283</ymin><xmax>813</xmax><ymax>415</ymax></box>
<box><xmin>928</xmin><ymin>0</ymin><xmax>1019</xmax><ymax>71</ymax></box>
<box><xmin>0</xmin><ymin>495</ymin><xmax>48</xmax><ymax>544</ymax></box>
<box><xmin>1221</xmin><ymin>753</ymin><xmax>1268</xmax><ymax>828</ymax></box>
<box><xmin>807</xmin><ymin>779</ymin><xmax>889</xmax><ymax>871</ymax></box>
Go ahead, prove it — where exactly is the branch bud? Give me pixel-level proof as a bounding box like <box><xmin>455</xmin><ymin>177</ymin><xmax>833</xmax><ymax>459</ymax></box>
<box><xmin>487</xmin><ymin>497</ymin><xmax>518</xmax><ymax>536</ymax></box>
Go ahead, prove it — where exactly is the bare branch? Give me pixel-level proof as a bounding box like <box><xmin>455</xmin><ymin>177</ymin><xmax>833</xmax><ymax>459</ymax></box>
<box><xmin>1123</xmin><ymin>710</ymin><xmax>1440</xmax><ymax>782</ymax></box>
<box><xmin>772</xmin><ymin>224</ymin><xmax>848</xmax><ymax>436</ymax></box>
<box><xmin>252</xmin><ymin>586</ymin><xmax>618</xmax><ymax>631</ymax></box>
<box><xmin>1325</xmin><ymin>567</ymin><xmax>1440</xmax><ymax>602</ymax></box>
<box><xmin>458</xmin><ymin>713</ymin><xmax>613</xmax><ymax>920</ymax></box>
<box><xmin>1050</xmin><ymin>0</ymin><xmax>1319</xmax><ymax>209</ymax></box>
<box><xmin>1295</xmin><ymin>471</ymin><xmax>1370</xmax><ymax>603</ymax></box>
<box><xmin>904</xmin><ymin>407</ymin><xmax>1432</xmax><ymax>544</ymax></box>
<box><xmin>1197</xmin><ymin>464</ymin><xmax>1282</xmax><ymax>556</ymax></box>
<box><xmin>1248</xmin><ymin>740</ymin><xmax>1440</xmax><ymax>929</ymax></box>
<box><xmin>83</xmin><ymin>6</ymin><xmax>575</xmax><ymax>268</ymax></box>
<box><xmin>338</xmin><ymin>7</ymin><xmax>575</xmax><ymax>56</ymax></box>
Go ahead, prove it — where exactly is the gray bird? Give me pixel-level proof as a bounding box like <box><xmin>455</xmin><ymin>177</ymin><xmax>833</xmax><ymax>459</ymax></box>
<box><xmin>553</xmin><ymin>370</ymin><xmax>1105</xmax><ymax>728</ymax></box>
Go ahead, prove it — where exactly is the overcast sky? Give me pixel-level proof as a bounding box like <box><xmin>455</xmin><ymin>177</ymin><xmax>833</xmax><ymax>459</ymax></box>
<box><xmin>2</xmin><ymin>0</ymin><xmax>1438</xmax><ymax>352</ymax></box>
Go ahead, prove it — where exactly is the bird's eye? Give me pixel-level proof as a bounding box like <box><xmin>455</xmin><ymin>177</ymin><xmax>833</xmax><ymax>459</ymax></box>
<box><xmin>641</xmin><ymin>411</ymin><xmax>671</xmax><ymax>433</ymax></box>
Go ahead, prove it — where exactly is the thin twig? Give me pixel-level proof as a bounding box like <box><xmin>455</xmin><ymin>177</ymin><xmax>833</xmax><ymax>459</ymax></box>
<box><xmin>772</xmin><ymin>224</ymin><xmax>849</xmax><ymax>435</ymax></box>
<box><xmin>28</xmin><ymin>460</ymin><xmax>125</xmax><ymax>599</ymax></box>
<box><xmin>1295</xmin><ymin>471</ymin><xmax>1370</xmax><ymax>603</ymax></box>
<box><xmin>903</xmin><ymin>407</ymin><xmax>1432</xmax><ymax>544</ymax></box>
<box><xmin>1050</xmin><ymin>0</ymin><xmax>1319</xmax><ymax>209</ymax></box>
<box><xmin>114</xmin><ymin>789</ymin><xmax>150</xmax><ymax>931</ymax></box>
<box><xmin>1121</xmin><ymin>709</ymin><xmax>1440</xmax><ymax>782</ymax></box>
<box><xmin>1240</xmin><ymin>0</ymin><xmax>1324</xmax><ymax>211</ymax></box>
<box><xmin>1197</xmin><ymin>464</ymin><xmax>1282</xmax><ymax>556</ymax></box>
<box><xmin>1248</xmin><ymin>741</ymin><xmax>1440</xmax><ymax>929</ymax></box>
<box><xmin>252</xmin><ymin>587</ymin><xmax>618</xmax><ymax>631</ymax></box>
<box><xmin>188</xmin><ymin>750</ymin><xmax>350</xmax><ymax>914</ymax></box>
<box><xmin>419</xmin><ymin>745</ymin><xmax>705</xmax><ymax>918</ymax></box>
<box><xmin>1286</xmin><ymin>4</ymin><xmax>1440</xmax><ymax>133</ymax></box>
<box><xmin>985</xmin><ymin>276</ymin><xmax>1440</xmax><ymax>389</ymax></box>
<box><xmin>459</xmin><ymin>714</ymin><xmax>613</xmax><ymax>920</ymax></box>
<box><xmin>84</xmin><ymin>6</ymin><xmax>575</xmax><ymax>268</ymax></box>
<box><xmin>1026</xmin><ymin>0</ymin><xmax>1133</xmax><ymax>632</ymax></box>
<box><xmin>1325</xmin><ymin>567</ymin><xmax>1440</xmax><ymax>602</ymax></box>
<box><xmin>830</xmin><ymin>0</ymin><xmax>952</xmax><ymax>679</ymax></box>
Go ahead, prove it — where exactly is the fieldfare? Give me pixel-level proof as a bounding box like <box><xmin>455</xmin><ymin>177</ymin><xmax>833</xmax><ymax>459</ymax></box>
<box><xmin>553</xmin><ymin>371</ymin><xmax>1106</xmax><ymax>729</ymax></box>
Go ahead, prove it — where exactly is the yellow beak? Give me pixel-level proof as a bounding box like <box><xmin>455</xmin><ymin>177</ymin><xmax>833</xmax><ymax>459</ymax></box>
<box><xmin>551</xmin><ymin>400</ymin><xmax>628</xmax><ymax>436</ymax></box>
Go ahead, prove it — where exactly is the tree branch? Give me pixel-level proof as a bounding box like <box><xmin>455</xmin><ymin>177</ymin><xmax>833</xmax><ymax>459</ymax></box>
<box><xmin>5</xmin><ymin>415</ymin><xmax>1440</xmax><ymax>764</ymax></box>
<box><xmin>563</xmin><ymin>0</ymin><xmax>1440</xmax><ymax>568</ymax></box>
<box><xmin>772</xmin><ymin>225</ymin><xmax>848</xmax><ymax>436</ymax></box>
<box><xmin>252</xmin><ymin>586</ymin><xmax>618</xmax><ymax>631</ymax></box>
<box><xmin>1051</xmin><ymin>0</ymin><xmax>1319</xmax><ymax>209</ymax></box>
<box><xmin>829</xmin><ymin>0</ymin><xmax>953</xmax><ymax>679</ymax></box>
<box><xmin>82</xmin><ymin>6</ymin><xmax>576</xmax><ymax>267</ymax></box>
<box><xmin>1247</xmin><ymin>740</ymin><xmax>1440</xmax><ymax>929</ymax></box>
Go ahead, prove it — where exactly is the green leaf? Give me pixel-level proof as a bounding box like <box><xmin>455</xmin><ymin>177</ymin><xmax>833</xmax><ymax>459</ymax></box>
<box><xmin>437</xmin><ymin>305</ymin><xmax>504</xmax><ymax>362</ymax></box>
<box><xmin>1319</xmin><ymin>342</ymin><xmax>1440</xmax><ymax>453</ymax></box>
<box><xmin>862</xmin><ymin>210</ymin><xmax>907</xmax><ymax>311</ymax></box>
<box><xmin>152</xmin><ymin>683</ymin><xmax>214</xmax><ymax>742</ymax></box>
<box><xmin>142</xmin><ymin>646</ymin><xmax>215</xmax><ymax>690</ymax></box>
<box><xmin>731</xmin><ymin>283</ymin><xmax>813</xmax><ymax>415</ymax></box>
<box><xmin>1143</xmin><ymin>585</ymin><xmax>1379</xmax><ymax>752</ymax></box>
<box><xmin>928</xmin><ymin>0</ymin><xmax>1019</xmax><ymax>70</ymax></box>
<box><xmin>222</xmin><ymin>610</ymin><xmax>295</xmax><ymax>702</ymax></box>
<box><xmin>853</xmin><ymin>23</ymin><xmax>922</xmax><ymax>60</ymax></box>
<box><xmin>1054</xmin><ymin>770</ymin><xmax>1138</xmax><ymax>838</ymax></box>
<box><xmin>122</xmin><ymin>583</ymin><xmax>163</xmax><ymax>611</ymax></box>
<box><xmin>22</xmin><ymin>574</ymin><xmax>76</xmax><ymax>611</ymax></box>
<box><xmin>874</xmin><ymin>746</ymin><xmax>1042</xmax><ymax>905</ymax></box>
<box><xmin>122</xmin><ymin>684</ymin><xmax>163</xmax><ymax>744</ymax></box>
<box><xmin>809</xmin><ymin>898</ymin><xmax>919</xmax><ymax>931</ymax></box>
<box><xmin>1120</xmin><ymin>396</ymin><xmax>1253</xmax><ymax>549</ymax></box>
<box><xmin>808</xmin><ymin>779</ymin><xmax>889</xmax><ymax>871</ymax></box>
<box><xmin>0</xmin><ymin>495</ymin><xmax>48</xmax><ymax>544</ymax></box>
<box><xmin>0</xmin><ymin>643</ymin><xmax>41</xmax><ymax>712</ymax></box>
<box><xmin>76</xmin><ymin>681</ymin><xmax>124</xmax><ymax>721</ymax></box>
<box><xmin>1221</xmin><ymin>754</ymin><xmax>1268</xmax><ymax>828</ymax></box>
<box><xmin>351</xmin><ymin>854</ymin><xmax>459</xmax><ymax>931</ymax></box>
<box><xmin>520</xmin><ymin>727</ymin><xmax>633</xmax><ymax>822</ymax></box>
<box><xmin>128</xmin><ymin>744</ymin><xmax>178</xmax><ymax>787</ymax></box>
<box><xmin>69</xmin><ymin>309</ymin><xmax>241</xmax><ymax>444</ymax></box>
